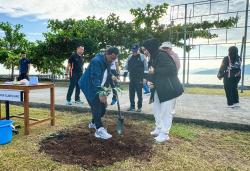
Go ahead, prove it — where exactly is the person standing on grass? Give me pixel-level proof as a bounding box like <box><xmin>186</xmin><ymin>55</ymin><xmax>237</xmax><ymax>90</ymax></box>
<box><xmin>65</xmin><ymin>45</ymin><xmax>85</xmax><ymax>105</ymax></box>
<box><xmin>159</xmin><ymin>42</ymin><xmax>180</xmax><ymax>72</ymax></box>
<box><xmin>123</xmin><ymin>44</ymin><xmax>148</xmax><ymax>112</ymax></box>
<box><xmin>143</xmin><ymin>38</ymin><xmax>183</xmax><ymax>143</ymax></box>
<box><xmin>18</xmin><ymin>51</ymin><xmax>30</xmax><ymax>81</ymax></box>
<box><xmin>217</xmin><ymin>46</ymin><xmax>241</xmax><ymax>108</ymax></box>
<box><xmin>79</xmin><ymin>47</ymin><xmax>119</xmax><ymax>140</ymax></box>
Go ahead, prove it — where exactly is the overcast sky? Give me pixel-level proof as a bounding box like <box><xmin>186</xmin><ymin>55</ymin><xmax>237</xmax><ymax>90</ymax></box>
<box><xmin>0</xmin><ymin>0</ymin><xmax>249</xmax><ymax>66</ymax></box>
<box><xmin>0</xmin><ymin>0</ymin><xmax>247</xmax><ymax>40</ymax></box>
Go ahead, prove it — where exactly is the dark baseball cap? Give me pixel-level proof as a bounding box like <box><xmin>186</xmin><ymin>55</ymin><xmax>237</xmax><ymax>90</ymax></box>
<box><xmin>131</xmin><ymin>44</ymin><xmax>139</xmax><ymax>52</ymax></box>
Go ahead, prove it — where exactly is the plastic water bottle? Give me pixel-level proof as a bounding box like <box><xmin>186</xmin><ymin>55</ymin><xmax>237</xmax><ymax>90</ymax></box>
<box><xmin>13</xmin><ymin>77</ymin><xmax>17</xmax><ymax>84</ymax></box>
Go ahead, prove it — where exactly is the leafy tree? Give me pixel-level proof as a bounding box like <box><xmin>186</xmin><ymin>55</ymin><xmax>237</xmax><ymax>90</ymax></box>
<box><xmin>29</xmin><ymin>40</ymin><xmax>65</xmax><ymax>75</ymax></box>
<box><xmin>0</xmin><ymin>22</ymin><xmax>29</xmax><ymax>79</ymax></box>
<box><xmin>30</xmin><ymin>14</ymin><xmax>133</xmax><ymax>75</ymax></box>
<box><xmin>29</xmin><ymin>19</ymin><xmax>81</xmax><ymax>75</ymax></box>
<box><xmin>129</xmin><ymin>3</ymin><xmax>238</xmax><ymax>51</ymax></box>
<box><xmin>29</xmin><ymin>2</ymin><xmax>238</xmax><ymax>76</ymax></box>
<box><xmin>130</xmin><ymin>3</ymin><xmax>169</xmax><ymax>30</ymax></box>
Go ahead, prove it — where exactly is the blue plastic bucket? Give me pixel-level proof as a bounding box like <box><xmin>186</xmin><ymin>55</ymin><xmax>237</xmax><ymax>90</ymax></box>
<box><xmin>0</xmin><ymin>120</ymin><xmax>13</xmax><ymax>145</ymax></box>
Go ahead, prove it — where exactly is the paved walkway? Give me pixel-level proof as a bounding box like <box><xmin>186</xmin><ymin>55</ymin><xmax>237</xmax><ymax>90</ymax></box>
<box><xmin>27</xmin><ymin>86</ymin><xmax>250</xmax><ymax>125</ymax></box>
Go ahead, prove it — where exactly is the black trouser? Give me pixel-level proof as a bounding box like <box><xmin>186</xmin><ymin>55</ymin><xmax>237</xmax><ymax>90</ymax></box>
<box><xmin>18</xmin><ymin>73</ymin><xmax>29</xmax><ymax>81</ymax></box>
<box><xmin>129</xmin><ymin>80</ymin><xmax>143</xmax><ymax>109</ymax></box>
<box><xmin>87</xmin><ymin>96</ymin><xmax>106</xmax><ymax>129</ymax></box>
<box><xmin>111</xmin><ymin>69</ymin><xmax>118</xmax><ymax>101</ymax></box>
<box><xmin>66</xmin><ymin>73</ymin><xmax>82</xmax><ymax>101</ymax></box>
<box><xmin>223</xmin><ymin>77</ymin><xmax>240</xmax><ymax>106</ymax></box>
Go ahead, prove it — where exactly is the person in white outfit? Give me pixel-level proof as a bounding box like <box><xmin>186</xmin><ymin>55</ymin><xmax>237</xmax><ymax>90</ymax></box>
<box><xmin>143</xmin><ymin>38</ymin><xmax>184</xmax><ymax>143</ymax></box>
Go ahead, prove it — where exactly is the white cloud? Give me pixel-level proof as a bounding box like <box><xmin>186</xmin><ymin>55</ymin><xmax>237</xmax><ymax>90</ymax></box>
<box><xmin>0</xmin><ymin>0</ymin><xmax>247</xmax><ymax>44</ymax></box>
<box><xmin>1</xmin><ymin>0</ymin><xmax>245</xmax><ymax>24</ymax></box>
<box><xmin>0</xmin><ymin>0</ymin><xmax>168</xmax><ymax>21</ymax></box>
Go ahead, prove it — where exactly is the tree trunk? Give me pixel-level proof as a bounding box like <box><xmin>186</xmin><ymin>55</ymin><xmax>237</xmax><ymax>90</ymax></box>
<box><xmin>51</xmin><ymin>73</ymin><xmax>55</xmax><ymax>84</ymax></box>
<box><xmin>11</xmin><ymin>64</ymin><xmax>14</xmax><ymax>80</ymax></box>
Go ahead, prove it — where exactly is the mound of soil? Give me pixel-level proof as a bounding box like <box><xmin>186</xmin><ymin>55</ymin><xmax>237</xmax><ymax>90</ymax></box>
<box><xmin>39</xmin><ymin>121</ymin><xmax>154</xmax><ymax>168</ymax></box>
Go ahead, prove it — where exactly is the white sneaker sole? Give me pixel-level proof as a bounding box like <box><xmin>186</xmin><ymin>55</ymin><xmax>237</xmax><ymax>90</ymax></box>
<box><xmin>75</xmin><ymin>102</ymin><xmax>84</xmax><ymax>104</ymax></box>
<box><xmin>88</xmin><ymin>125</ymin><xmax>96</xmax><ymax>129</ymax></box>
<box><xmin>154</xmin><ymin>137</ymin><xmax>169</xmax><ymax>143</ymax></box>
<box><xmin>150</xmin><ymin>132</ymin><xmax>159</xmax><ymax>136</ymax></box>
<box><xmin>154</xmin><ymin>135</ymin><xmax>170</xmax><ymax>143</ymax></box>
<box><xmin>155</xmin><ymin>138</ymin><xmax>168</xmax><ymax>143</ymax></box>
<box><xmin>94</xmin><ymin>133</ymin><xmax>112</xmax><ymax>139</ymax></box>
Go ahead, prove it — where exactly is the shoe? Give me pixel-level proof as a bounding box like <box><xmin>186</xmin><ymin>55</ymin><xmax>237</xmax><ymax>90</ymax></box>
<box><xmin>95</xmin><ymin>127</ymin><xmax>112</xmax><ymax>139</ymax></box>
<box><xmin>127</xmin><ymin>108</ymin><xmax>135</xmax><ymax>112</ymax></box>
<box><xmin>233</xmin><ymin>103</ymin><xmax>240</xmax><ymax>107</ymax></box>
<box><xmin>66</xmin><ymin>100</ymin><xmax>72</xmax><ymax>105</ymax></box>
<box><xmin>88</xmin><ymin>122</ymin><xmax>96</xmax><ymax>129</ymax></box>
<box><xmin>75</xmin><ymin>100</ymin><xmax>84</xmax><ymax>104</ymax></box>
<box><xmin>111</xmin><ymin>99</ymin><xmax>117</xmax><ymax>105</ymax></box>
<box><xmin>150</xmin><ymin>128</ymin><xmax>160</xmax><ymax>136</ymax></box>
<box><xmin>136</xmin><ymin>108</ymin><xmax>142</xmax><ymax>112</ymax></box>
<box><xmin>227</xmin><ymin>105</ymin><xmax>234</xmax><ymax>108</ymax></box>
<box><xmin>154</xmin><ymin>133</ymin><xmax>169</xmax><ymax>143</ymax></box>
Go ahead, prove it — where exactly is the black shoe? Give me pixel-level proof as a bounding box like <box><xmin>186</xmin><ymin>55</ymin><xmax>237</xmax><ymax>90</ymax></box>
<box><xmin>136</xmin><ymin>108</ymin><xmax>142</xmax><ymax>112</ymax></box>
<box><xmin>127</xmin><ymin>108</ymin><xmax>135</xmax><ymax>112</ymax></box>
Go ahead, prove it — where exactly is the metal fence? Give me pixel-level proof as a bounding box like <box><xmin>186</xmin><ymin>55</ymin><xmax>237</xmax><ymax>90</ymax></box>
<box><xmin>169</xmin><ymin>0</ymin><xmax>249</xmax><ymax>89</ymax></box>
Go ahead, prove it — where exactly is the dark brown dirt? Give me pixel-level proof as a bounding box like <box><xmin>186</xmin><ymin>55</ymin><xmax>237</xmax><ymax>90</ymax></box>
<box><xmin>39</xmin><ymin>120</ymin><xmax>154</xmax><ymax>169</ymax></box>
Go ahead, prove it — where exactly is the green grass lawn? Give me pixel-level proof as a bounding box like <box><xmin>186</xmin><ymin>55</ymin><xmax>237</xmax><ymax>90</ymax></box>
<box><xmin>185</xmin><ymin>87</ymin><xmax>250</xmax><ymax>97</ymax></box>
<box><xmin>112</xmin><ymin>83</ymin><xmax>250</xmax><ymax>97</ymax></box>
<box><xmin>0</xmin><ymin>106</ymin><xmax>249</xmax><ymax>171</ymax></box>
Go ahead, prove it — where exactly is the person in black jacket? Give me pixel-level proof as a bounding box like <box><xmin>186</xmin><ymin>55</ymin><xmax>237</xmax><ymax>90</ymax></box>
<box><xmin>123</xmin><ymin>44</ymin><xmax>148</xmax><ymax>112</ymax></box>
<box><xmin>143</xmin><ymin>38</ymin><xmax>183</xmax><ymax>143</ymax></box>
<box><xmin>217</xmin><ymin>46</ymin><xmax>241</xmax><ymax>108</ymax></box>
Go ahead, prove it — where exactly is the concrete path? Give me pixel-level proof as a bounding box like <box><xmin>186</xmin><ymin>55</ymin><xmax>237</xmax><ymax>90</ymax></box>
<box><xmin>28</xmin><ymin>86</ymin><xmax>250</xmax><ymax>125</ymax></box>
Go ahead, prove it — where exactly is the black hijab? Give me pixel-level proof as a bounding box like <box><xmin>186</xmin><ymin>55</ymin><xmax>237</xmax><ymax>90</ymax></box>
<box><xmin>228</xmin><ymin>46</ymin><xmax>240</xmax><ymax>64</ymax></box>
<box><xmin>142</xmin><ymin>38</ymin><xmax>160</xmax><ymax>58</ymax></box>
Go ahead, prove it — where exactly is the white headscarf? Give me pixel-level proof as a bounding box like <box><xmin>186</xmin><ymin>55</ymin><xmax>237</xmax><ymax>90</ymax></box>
<box><xmin>159</xmin><ymin>42</ymin><xmax>180</xmax><ymax>71</ymax></box>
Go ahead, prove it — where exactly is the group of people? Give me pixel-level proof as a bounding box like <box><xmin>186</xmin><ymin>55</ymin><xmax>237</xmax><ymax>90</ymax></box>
<box><xmin>16</xmin><ymin>38</ymin><xmax>242</xmax><ymax>142</ymax></box>
<box><xmin>63</xmin><ymin>38</ymin><xmax>242</xmax><ymax>142</ymax></box>
<box><xmin>64</xmin><ymin>38</ymin><xmax>184</xmax><ymax>142</ymax></box>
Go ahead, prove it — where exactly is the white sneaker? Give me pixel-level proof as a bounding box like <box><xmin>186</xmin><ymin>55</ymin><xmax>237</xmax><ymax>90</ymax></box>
<box><xmin>233</xmin><ymin>103</ymin><xmax>240</xmax><ymax>107</ymax></box>
<box><xmin>227</xmin><ymin>105</ymin><xmax>234</xmax><ymax>108</ymax></box>
<box><xmin>95</xmin><ymin>127</ymin><xmax>112</xmax><ymax>139</ymax></box>
<box><xmin>65</xmin><ymin>100</ymin><xmax>72</xmax><ymax>105</ymax></box>
<box><xmin>88</xmin><ymin>122</ymin><xmax>96</xmax><ymax>129</ymax></box>
<box><xmin>75</xmin><ymin>100</ymin><xmax>84</xmax><ymax>104</ymax></box>
<box><xmin>154</xmin><ymin>133</ymin><xmax>169</xmax><ymax>143</ymax></box>
<box><xmin>150</xmin><ymin>128</ymin><xmax>160</xmax><ymax>136</ymax></box>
